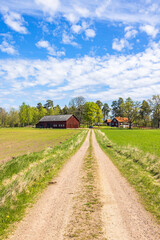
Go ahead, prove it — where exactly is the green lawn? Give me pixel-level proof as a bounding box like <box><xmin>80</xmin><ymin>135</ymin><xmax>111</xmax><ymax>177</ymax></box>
<box><xmin>0</xmin><ymin>128</ymin><xmax>81</xmax><ymax>163</ymax></box>
<box><xmin>100</xmin><ymin>128</ymin><xmax>160</xmax><ymax>157</ymax></box>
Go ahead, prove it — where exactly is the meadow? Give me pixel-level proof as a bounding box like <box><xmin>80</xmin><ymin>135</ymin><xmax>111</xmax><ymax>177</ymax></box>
<box><xmin>100</xmin><ymin>128</ymin><xmax>160</xmax><ymax>157</ymax></box>
<box><xmin>0</xmin><ymin>128</ymin><xmax>81</xmax><ymax>163</ymax></box>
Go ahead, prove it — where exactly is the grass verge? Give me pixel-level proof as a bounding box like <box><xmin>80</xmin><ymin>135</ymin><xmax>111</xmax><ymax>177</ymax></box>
<box><xmin>95</xmin><ymin>130</ymin><xmax>160</xmax><ymax>223</ymax></box>
<box><xmin>64</xmin><ymin>131</ymin><xmax>106</xmax><ymax>240</ymax></box>
<box><xmin>0</xmin><ymin>130</ymin><xmax>88</xmax><ymax>239</ymax></box>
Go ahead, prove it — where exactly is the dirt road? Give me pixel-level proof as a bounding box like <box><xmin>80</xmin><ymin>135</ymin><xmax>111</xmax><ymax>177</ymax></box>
<box><xmin>8</xmin><ymin>130</ymin><xmax>160</xmax><ymax>240</ymax></box>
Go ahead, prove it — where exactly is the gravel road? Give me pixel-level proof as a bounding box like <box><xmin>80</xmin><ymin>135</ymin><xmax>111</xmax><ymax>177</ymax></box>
<box><xmin>8</xmin><ymin>130</ymin><xmax>160</xmax><ymax>240</ymax></box>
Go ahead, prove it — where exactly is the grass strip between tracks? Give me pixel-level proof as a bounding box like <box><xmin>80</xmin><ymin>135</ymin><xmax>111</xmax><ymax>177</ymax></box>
<box><xmin>95</xmin><ymin>129</ymin><xmax>160</xmax><ymax>223</ymax></box>
<box><xmin>64</xmin><ymin>131</ymin><xmax>106</xmax><ymax>240</ymax></box>
<box><xmin>0</xmin><ymin>130</ymin><xmax>88</xmax><ymax>239</ymax></box>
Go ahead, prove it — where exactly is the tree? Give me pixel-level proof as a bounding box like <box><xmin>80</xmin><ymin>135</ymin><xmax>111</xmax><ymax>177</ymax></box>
<box><xmin>69</xmin><ymin>96</ymin><xmax>86</xmax><ymax>123</ymax></box>
<box><xmin>38</xmin><ymin>105</ymin><xmax>47</xmax><ymax>120</ymax></box>
<box><xmin>54</xmin><ymin>105</ymin><xmax>61</xmax><ymax>115</ymax></box>
<box><xmin>61</xmin><ymin>105</ymin><xmax>69</xmax><ymax>115</ymax></box>
<box><xmin>139</xmin><ymin>100</ymin><xmax>151</xmax><ymax>126</ymax></box>
<box><xmin>111</xmin><ymin>97</ymin><xmax>124</xmax><ymax>117</ymax></box>
<box><xmin>149</xmin><ymin>95</ymin><xmax>160</xmax><ymax>128</ymax></box>
<box><xmin>44</xmin><ymin>100</ymin><xmax>53</xmax><ymax>110</ymax></box>
<box><xmin>0</xmin><ymin>107</ymin><xmax>7</xmax><ymax>127</ymax></box>
<box><xmin>102</xmin><ymin>103</ymin><xmax>110</xmax><ymax>121</ymax></box>
<box><xmin>121</xmin><ymin>97</ymin><xmax>140</xmax><ymax>129</ymax></box>
<box><xmin>19</xmin><ymin>102</ymin><xmax>28</xmax><ymax>126</ymax></box>
<box><xmin>8</xmin><ymin>108</ymin><xmax>20</xmax><ymax>127</ymax></box>
<box><xmin>84</xmin><ymin>102</ymin><xmax>103</xmax><ymax>126</ymax></box>
<box><xmin>96</xmin><ymin>100</ymin><xmax>103</xmax><ymax>110</ymax></box>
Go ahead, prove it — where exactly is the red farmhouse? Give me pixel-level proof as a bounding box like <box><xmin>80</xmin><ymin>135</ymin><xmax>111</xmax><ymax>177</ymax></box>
<box><xmin>36</xmin><ymin>114</ymin><xmax>79</xmax><ymax>129</ymax></box>
<box><xmin>111</xmin><ymin>117</ymin><xmax>129</xmax><ymax>127</ymax></box>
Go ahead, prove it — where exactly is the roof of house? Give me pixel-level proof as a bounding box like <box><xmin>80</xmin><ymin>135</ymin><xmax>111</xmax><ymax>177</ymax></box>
<box><xmin>115</xmin><ymin>117</ymin><xmax>129</xmax><ymax>122</ymax></box>
<box><xmin>39</xmin><ymin>114</ymin><xmax>74</xmax><ymax>122</ymax></box>
<box><xmin>107</xmin><ymin>119</ymin><xmax>112</xmax><ymax>123</ymax></box>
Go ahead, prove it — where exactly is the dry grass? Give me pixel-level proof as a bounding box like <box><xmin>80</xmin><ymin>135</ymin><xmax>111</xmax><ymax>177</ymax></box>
<box><xmin>0</xmin><ymin>128</ymin><xmax>81</xmax><ymax>163</ymax></box>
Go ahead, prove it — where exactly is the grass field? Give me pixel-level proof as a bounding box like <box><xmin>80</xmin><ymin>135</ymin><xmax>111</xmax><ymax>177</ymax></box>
<box><xmin>100</xmin><ymin>128</ymin><xmax>160</xmax><ymax>157</ymax></box>
<box><xmin>0</xmin><ymin>129</ymin><xmax>88</xmax><ymax>239</ymax></box>
<box><xmin>0</xmin><ymin>128</ymin><xmax>81</xmax><ymax>163</ymax></box>
<box><xmin>95</xmin><ymin>129</ymin><xmax>160</xmax><ymax>222</ymax></box>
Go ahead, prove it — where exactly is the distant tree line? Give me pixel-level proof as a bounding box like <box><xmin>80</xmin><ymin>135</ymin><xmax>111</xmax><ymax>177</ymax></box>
<box><xmin>0</xmin><ymin>95</ymin><xmax>160</xmax><ymax>128</ymax></box>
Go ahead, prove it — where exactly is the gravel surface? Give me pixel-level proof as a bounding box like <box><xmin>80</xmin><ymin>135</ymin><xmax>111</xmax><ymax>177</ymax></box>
<box><xmin>92</xmin><ymin>130</ymin><xmax>160</xmax><ymax>240</ymax></box>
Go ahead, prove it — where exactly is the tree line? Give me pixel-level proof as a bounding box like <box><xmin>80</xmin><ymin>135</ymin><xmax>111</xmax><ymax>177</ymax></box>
<box><xmin>0</xmin><ymin>95</ymin><xmax>160</xmax><ymax>128</ymax></box>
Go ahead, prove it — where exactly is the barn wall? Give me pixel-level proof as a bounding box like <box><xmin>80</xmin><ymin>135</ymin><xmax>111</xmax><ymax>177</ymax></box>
<box><xmin>66</xmin><ymin>116</ymin><xmax>79</xmax><ymax>128</ymax></box>
<box><xmin>36</xmin><ymin>121</ymin><xmax>66</xmax><ymax>128</ymax></box>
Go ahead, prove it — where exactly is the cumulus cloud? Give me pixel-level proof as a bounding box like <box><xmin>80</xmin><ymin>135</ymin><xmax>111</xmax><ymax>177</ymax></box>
<box><xmin>71</xmin><ymin>24</ymin><xmax>82</xmax><ymax>34</ymax></box>
<box><xmin>85</xmin><ymin>29</ymin><xmax>96</xmax><ymax>38</ymax></box>
<box><xmin>0</xmin><ymin>40</ymin><xmax>17</xmax><ymax>55</ymax></box>
<box><xmin>140</xmin><ymin>25</ymin><xmax>158</xmax><ymax>38</ymax></box>
<box><xmin>36</xmin><ymin>40</ymin><xmax>65</xmax><ymax>57</ymax></box>
<box><xmin>112</xmin><ymin>38</ymin><xmax>131</xmax><ymax>51</ymax></box>
<box><xmin>62</xmin><ymin>32</ymin><xmax>78</xmax><ymax>46</ymax></box>
<box><xmin>35</xmin><ymin>0</ymin><xmax>60</xmax><ymax>17</ymax></box>
<box><xmin>1</xmin><ymin>41</ymin><xmax>160</xmax><ymax>105</ymax></box>
<box><xmin>1</xmin><ymin>0</ymin><xmax>160</xmax><ymax>25</ymax></box>
<box><xmin>125</xmin><ymin>26</ymin><xmax>138</xmax><ymax>39</ymax></box>
<box><xmin>2</xmin><ymin>10</ymin><xmax>28</xmax><ymax>34</ymax></box>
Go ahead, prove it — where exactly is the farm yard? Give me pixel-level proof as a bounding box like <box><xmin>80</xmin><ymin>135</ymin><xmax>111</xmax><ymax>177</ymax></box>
<box><xmin>0</xmin><ymin>128</ymin><xmax>81</xmax><ymax>163</ymax></box>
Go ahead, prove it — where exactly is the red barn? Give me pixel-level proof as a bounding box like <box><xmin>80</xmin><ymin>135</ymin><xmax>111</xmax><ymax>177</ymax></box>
<box><xmin>36</xmin><ymin>115</ymin><xmax>79</xmax><ymax>129</ymax></box>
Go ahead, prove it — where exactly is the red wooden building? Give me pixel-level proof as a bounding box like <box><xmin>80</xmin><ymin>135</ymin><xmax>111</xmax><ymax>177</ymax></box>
<box><xmin>36</xmin><ymin>115</ymin><xmax>79</xmax><ymax>129</ymax></box>
<box><xmin>111</xmin><ymin>117</ymin><xmax>129</xmax><ymax>127</ymax></box>
<box><xmin>104</xmin><ymin>119</ymin><xmax>111</xmax><ymax>126</ymax></box>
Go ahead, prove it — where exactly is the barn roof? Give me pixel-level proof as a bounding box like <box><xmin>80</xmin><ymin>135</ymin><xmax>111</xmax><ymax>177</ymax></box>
<box><xmin>39</xmin><ymin>115</ymin><xmax>73</xmax><ymax>122</ymax></box>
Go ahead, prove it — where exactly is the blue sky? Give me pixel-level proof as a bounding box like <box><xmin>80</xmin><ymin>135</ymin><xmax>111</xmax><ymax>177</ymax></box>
<box><xmin>0</xmin><ymin>0</ymin><xmax>160</xmax><ymax>109</ymax></box>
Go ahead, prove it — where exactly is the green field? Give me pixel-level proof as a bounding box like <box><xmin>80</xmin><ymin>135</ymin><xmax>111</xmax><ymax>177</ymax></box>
<box><xmin>100</xmin><ymin>128</ymin><xmax>160</xmax><ymax>157</ymax></box>
<box><xmin>0</xmin><ymin>128</ymin><xmax>81</xmax><ymax>163</ymax></box>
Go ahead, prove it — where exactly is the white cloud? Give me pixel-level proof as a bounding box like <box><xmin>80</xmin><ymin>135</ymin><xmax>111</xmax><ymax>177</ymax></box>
<box><xmin>140</xmin><ymin>25</ymin><xmax>158</xmax><ymax>38</ymax></box>
<box><xmin>0</xmin><ymin>40</ymin><xmax>17</xmax><ymax>55</ymax></box>
<box><xmin>3</xmin><ymin>10</ymin><xmax>28</xmax><ymax>34</ymax></box>
<box><xmin>62</xmin><ymin>32</ymin><xmax>78</xmax><ymax>46</ymax></box>
<box><xmin>1</xmin><ymin>0</ymin><xmax>160</xmax><ymax>25</ymax></box>
<box><xmin>85</xmin><ymin>29</ymin><xmax>96</xmax><ymax>38</ymax></box>
<box><xmin>1</xmin><ymin>41</ymin><xmax>160</xmax><ymax>105</ymax></box>
<box><xmin>125</xmin><ymin>26</ymin><xmax>138</xmax><ymax>39</ymax></box>
<box><xmin>112</xmin><ymin>38</ymin><xmax>130</xmax><ymax>51</ymax></box>
<box><xmin>35</xmin><ymin>0</ymin><xmax>60</xmax><ymax>16</ymax></box>
<box><xmin>71</xmin><ymin>25</ymin><xmax>82</xmax><ymax>34</ymax></box>
<box><xmin>36</xmin><ymin>40</ymin><xmax>65</xmax><ymax>57</ymax></box>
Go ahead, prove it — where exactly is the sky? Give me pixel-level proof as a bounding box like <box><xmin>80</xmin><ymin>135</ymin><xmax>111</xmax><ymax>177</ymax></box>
<box><xmin>0</xmin><ymin>0</ymin><xmax>160</xmax><ymax>109</ymax></box>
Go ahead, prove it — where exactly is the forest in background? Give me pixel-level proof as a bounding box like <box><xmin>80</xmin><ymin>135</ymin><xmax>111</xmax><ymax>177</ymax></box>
<box><xmin>0</xmin><ymin>95</ymin><xmax>160</xmax><ymax>128</ymax></box>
